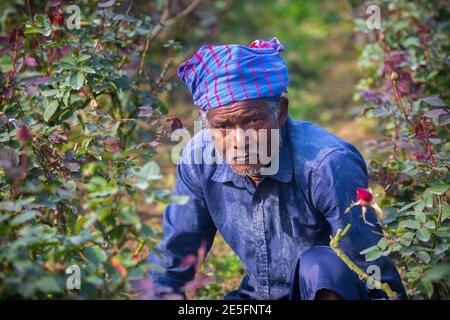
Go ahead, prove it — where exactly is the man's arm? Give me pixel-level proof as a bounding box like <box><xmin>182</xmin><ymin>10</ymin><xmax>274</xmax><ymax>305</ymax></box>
<box><xmin>311</xmin><ymin>146</ymin><xmax>407</xmax><ymax>299</ymax></box>
<box><xmin>149</xmin><ymin>157</ymin><xmax>216</xmax><ymax>296</ymax></box>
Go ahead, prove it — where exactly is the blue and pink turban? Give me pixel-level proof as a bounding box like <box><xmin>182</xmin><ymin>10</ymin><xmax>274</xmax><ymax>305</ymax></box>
<box><xmin>178</xmin><ymin>37</ymin><xmax>289</xmax><ymax>111</ymax></box>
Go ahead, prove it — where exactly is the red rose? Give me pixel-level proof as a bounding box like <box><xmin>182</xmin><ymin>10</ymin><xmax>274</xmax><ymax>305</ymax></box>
<box><xmin>356</xmin><ymin>187</ymin><xmax>373</xmax><ymax>203</ymax></box>
<box><xmin>47</xmin><ymin>8</ymin><xmax>64</xmax><ymax>25</ymax></box>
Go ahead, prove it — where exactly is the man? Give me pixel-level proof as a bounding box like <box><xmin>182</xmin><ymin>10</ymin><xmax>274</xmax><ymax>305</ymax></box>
<box><xmin>149</xmin><ymin>38</ymin><xmax>406</xmax><ymax>300</ymax></box>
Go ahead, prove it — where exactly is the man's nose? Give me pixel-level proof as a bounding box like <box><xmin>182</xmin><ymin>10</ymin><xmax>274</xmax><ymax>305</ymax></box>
<box><xmin>232</xmin><ymin>127</ymin><xmax>249</xmax><ymax>150</ymax></box>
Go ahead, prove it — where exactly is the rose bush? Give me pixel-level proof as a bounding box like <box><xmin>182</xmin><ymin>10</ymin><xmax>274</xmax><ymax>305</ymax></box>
<box><xmin>0</xmin><ymin>0</ymin><xmax>199</xmax><ymax>299</ymax></box>
<box><xmin>352</xmin><ymin>0</ymin><xmax>449</xmax><ymax>299</ymax></box>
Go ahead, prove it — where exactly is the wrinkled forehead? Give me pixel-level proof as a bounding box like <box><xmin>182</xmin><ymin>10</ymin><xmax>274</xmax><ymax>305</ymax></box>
<box><xmin>207</xmin><ymin>98</ymin><xmax>273</xmax><ymax>118</ymax></box>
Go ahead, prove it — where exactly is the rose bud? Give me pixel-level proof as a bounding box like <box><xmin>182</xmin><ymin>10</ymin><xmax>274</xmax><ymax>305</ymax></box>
<box><xmin>166</xmin><ymin>117</ymin><xmax>183</xmax><ymax>132</ymax></box>
<box><xmin>17</xmin><ymin>124</ymin><xmax>32</xmax><ymax>142</ymax></box>
<box><xmin>390</xmin><ymin>71</ymin><xmax>398</xmax><ymax>82</ymax></box>
<box><xmin>54</xmin><ymin>14</ymin><xmax>64</xmax><ymax>25</ymax></box>
<box><xmin>48</xmin><ymin>8</ymin><xmax>64</xmax><ymax>25</ymax></box>
<box><xmin>356</xmin><ymin>187</ymin><xmax>373</xmax><ymax>203</ymax></box>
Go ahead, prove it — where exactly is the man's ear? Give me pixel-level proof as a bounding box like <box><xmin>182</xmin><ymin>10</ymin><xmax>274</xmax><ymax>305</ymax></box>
<box><xmin>278</xmin><ymin>96</ymin><xmax>289</xmax><ymax>127</ymax></box>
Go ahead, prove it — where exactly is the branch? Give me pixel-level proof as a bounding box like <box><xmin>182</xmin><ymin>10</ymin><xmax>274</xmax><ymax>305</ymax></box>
<box><xmin>138</xmin><ymin>0</ymin><xmax>202</xmax><ymax>75</ymax></box>
<box><xmin>329</xmin><ymin>224</ymin><xmax>398</xmax><ymax>299</ymax></box>
<box><xmin>162</xmin><ymin>0</ymin><xmax>203</xmax><ymax>26</ymax></box>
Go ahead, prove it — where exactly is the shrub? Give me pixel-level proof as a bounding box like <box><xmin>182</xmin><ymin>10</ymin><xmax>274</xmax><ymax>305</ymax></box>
<box><xmin>353</xmin><ymin>0</ymin><xmax>449</xmax><ymax>299</ymax></box>
<box><xmin>0</xmin><ymin>0</ymin><xmax>191</xmax><ymax>299</ymax></box>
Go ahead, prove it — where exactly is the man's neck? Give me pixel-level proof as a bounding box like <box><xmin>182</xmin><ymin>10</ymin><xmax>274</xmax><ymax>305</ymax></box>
<box><xmin>247</xmin><ymin>173</ymin><xmax>262</xmax><ymax>186</ymax></box>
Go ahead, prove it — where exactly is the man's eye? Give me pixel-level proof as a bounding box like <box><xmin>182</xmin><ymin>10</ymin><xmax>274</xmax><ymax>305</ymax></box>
<box><xmin>248</xmin><ymin>118</ymin><xmax>259</xmax><ymax>124</ymax></box>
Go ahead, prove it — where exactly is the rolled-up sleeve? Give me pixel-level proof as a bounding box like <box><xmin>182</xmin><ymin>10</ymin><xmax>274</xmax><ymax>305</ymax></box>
<box><xmin>311</xmin><ymin>146</ymin><xmax>407</xmax><ymax>299</ymax></box>
<box><xmin>149</xmin><ymin>155</ymin><xmax>216</xmax><ymax>294</ymax></box>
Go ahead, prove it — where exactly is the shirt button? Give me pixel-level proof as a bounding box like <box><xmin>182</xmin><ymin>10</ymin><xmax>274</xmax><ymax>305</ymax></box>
<box><xmin>256</xmin><ymin>239</ymin><xmax>265</xmax><ymax>246</ymax></box>
<box><xmin>258</xmin><ymin>279</ymin><xmax>268</xmax><ymax>287</ymax></box>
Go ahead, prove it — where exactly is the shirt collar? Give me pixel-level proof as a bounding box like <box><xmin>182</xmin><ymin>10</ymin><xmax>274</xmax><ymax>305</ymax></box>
<box><xmin>211</xmin><ymin>118</ymin><xmax>294</xmax><ymax>186</ymax></box>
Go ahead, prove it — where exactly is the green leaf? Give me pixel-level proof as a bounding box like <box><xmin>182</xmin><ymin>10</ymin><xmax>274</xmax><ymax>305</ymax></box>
<box><xmin>435</xmin><ymin>227</ymin><xmax>450</xmax><ymax>238</ymax></box>
<box><xmin>77</xmin><ymin>54</ymin><xmax>92</xmax><ymax>63</ymax></box>
<box><xmin>402</xmin><ymin>37</ymin><xmax>420</xmax><ymax>47</ymax></box>
<box><xmin>377</xmin><ymin>237</ymin><xmax>388</xmax><ymax>250</ymax></box>
<box><xmin>60</xmin><ymin>61</ymin><xmax>76</xmax><ymax>70</ymax></box>
<box><xmin>398</xmin><ymin>200</ymin><xmax>420</xmax><ymax>214</ymax></box>
<box><xmin>137</xmin><ymin>161</ymin><xmax>161</xmax><ymax>181</ymax></box>
<box><xmin>429</xmin><ymin>183</ymin><xmax>449</xmax><ymax>195</ymax></box>
<box><xmin>41</xmin><ymin>89</ymin><xmax>59</xmax><ymax>97</ymax></box>
<box><xmin>425</xmin><ymin>263</ymin><xmax>450</xmax><ymax>282</ymax></box>
<box><xmin>381</xmin><ymin>206</ymin><xmax>397</xmax><ymax>224</ymax></box>
<box><xmin>414</xmin><ymin>212</ymin><xmax>426</xmax><ymax>224</ymax></box>
<box><xmin>423</xmin><ymin>189</ymin><xmax>433</xmax><ymax>208</ymax></box>
<box><xmin>119</xmin><ymin>207</ymin><xmax>142</xmax><ymax>230</ymax></box>
<box><xmin>421</xmin><ymin>96</ymin><xmax>447</xmax><ymax>108</ymax></box>
<box><xmin>416</xmin><ymin>228</ymin><xmax>431</xmax><ymax>242</ymax></box>
<box><xmin>35</xmin><ymin>277</ymin><xmax>61</xmax><ymax>293</ymax></box>
<box><xmin>371</xmin><ymin>108</ymin><xmax>390</xmax><ymax>118</ymax></box>
<box><xmin>127</xmin><ymin>266</ymin><xmax>147</xmax><ymax>280</ymax></box>
<box><xmin>44</xmin><ymin>100</ymin><xmax>59</xmax><ymax>122</ymax></box>
<box><xmin>360</xmin><ymin>245</ymin><xmax>381</xmax><ymax>261</ymax></box>
<box><xmin>34</xmin><ymin>15</ymin><xmax>52</xmax><ymax>36</ymax></box>
<box><xmin>66</xmin><ymin>180</ymin><xmax>77</xmax><ymax>191</ymax></box>
<box><xmin>0</xmin><ymin>213</ymin><xmax>11</xmax><ymax>223</ymax></box>
<box><xmin>365</xmin><ymin>247</ymin><xmax>382</xmax><ymax>261</ymax></box>
<box><xmin>423</xmin><ymin>221</ymin><xmax>436</xmax><ymax>230</ymax></box>
<box><xmin>79</xmin><ymin>66</ymin><xmax>96</xmax><ymax>74</ymax></box>
<box><xmin>407</xmin><ymin>271</ymin><xmax>421</xmax><ymax>280</ymax></box>
<box><xmin>434</xmin><ymin>243</ymin><xmax>449</xmax><ymax>256</ymax></box>
<box><xmin>417</xmin><ymin>251</ymin><xmax>431</xmax><ymax>264</ymax></box>
<box><xmin>86</xmin><ymin>176</ymin><xmax>117</xmax><ymax>197</ymax></box>
<box><xmin>414</xmin><ymin>200</ymin><xmax>425</xmax><ymax>213</ymax></box>
<box><xmin>399</xmin><ymin>232</ymin><xmax>415</xmax><ymax>247</ymax></box>
<box><xmin>422</xmin><ymin>278</ymin><xmax>434</xmax><ymax>298</ymax></box>
<box><xmin>10</xmin><ymin>210</ymin><xmax>40</xmax><ymax>225</ymax></box>
<box><xmin>0</xmin><ymin>55</ymin><xmax>13</xmax><ymax>72</ymax></box>
<box><xmin>58</xmin><ymin>108</ymin><xmax>73</xmax><ymax>121</ymax></box>
<box><xmin>400</xmin><ymin>219</ymin><xmax>421</xmax><ymax>230</ymax></box>
<box><xmin>70</xmin><ymin>71</ymin><xmax>85</xmax><ymax>90</ymax></box>
<box><xmin>84</xmin><ymin>246</ymin><xmax>107</xmax><ymax>267</ymax></box>
<box><xmin>137</xmin><ymin>224</ymin><xmax>155</xmax><ymax>238</ymax></box>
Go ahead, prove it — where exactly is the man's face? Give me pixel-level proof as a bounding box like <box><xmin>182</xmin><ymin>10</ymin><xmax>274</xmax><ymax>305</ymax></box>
<box><xmin>206</xmin><ymin>98</ymin><xmax>288</xmax><ymax>175</ymax></box>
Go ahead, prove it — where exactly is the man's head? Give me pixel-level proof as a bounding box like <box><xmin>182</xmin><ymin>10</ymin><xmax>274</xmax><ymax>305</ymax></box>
<box><xmin>178</xmin><ymin>37</ymin><xmax>290</xmax><ymax>176</ymax></box>
<box><xmin>203</xmin><ymin>96</ymin><xmax>288</xmax><ymax>175</ymax></box>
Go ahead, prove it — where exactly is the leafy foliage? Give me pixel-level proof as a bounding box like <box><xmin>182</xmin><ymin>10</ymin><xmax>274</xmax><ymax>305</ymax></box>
<box><xmin>0</xmin><ymin>0</ymin><xmax>192</xmax><ymax>299</ymax></box>
<box><xmin>352</xmin><ymin>0</ymin><xmax>449</xmax><ymax>299</ymax></box>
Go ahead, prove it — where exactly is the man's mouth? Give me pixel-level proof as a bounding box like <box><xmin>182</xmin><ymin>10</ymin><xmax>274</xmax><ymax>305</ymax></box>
<box><xmin>233</xmin><ymin>153</ymin><xmax>259</xmax><ymax>163</ymax></box>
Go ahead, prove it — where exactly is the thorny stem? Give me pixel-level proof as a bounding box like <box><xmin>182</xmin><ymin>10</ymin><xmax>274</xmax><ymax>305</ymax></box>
<box><xmin>329</xmin><ymin>224</ymin><xmax>397</xmax><ymax>299</ymax></box>
<box><xmin>392</xmin><ymin>116</ymin><xmax>399</xmax><ymax>160</ymax></box>
<box><xmin>391</xmin><ymin>79</ymin><xmax>414</xmax><ymax>128</ymax></box>
<box><xmin>437</xmin><ymin>195</ymin><xmax>443</xmax><ymax>227</ymax></box>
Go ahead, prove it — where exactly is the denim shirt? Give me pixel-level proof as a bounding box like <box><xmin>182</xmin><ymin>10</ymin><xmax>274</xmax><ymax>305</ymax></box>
<box><xmin>149</xmin><ymin>116</ymin><xmax>406</xmax><ymax>300</ymax></box>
